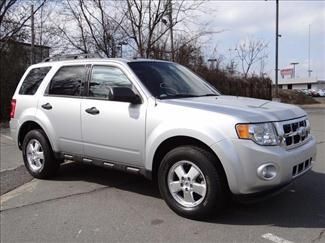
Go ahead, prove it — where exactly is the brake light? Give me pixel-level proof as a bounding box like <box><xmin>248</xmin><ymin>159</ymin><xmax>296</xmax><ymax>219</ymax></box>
<box><xmin>10</xmin><ymin>99</ymin><xmax>16</xmax><ymax>119</ymax></box>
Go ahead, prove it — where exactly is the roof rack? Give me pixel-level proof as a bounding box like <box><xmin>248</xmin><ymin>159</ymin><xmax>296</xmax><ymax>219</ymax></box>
<box><xmin>42</xmin><ymin>53</ymin><xmax>101</xmax><ymax>62</ymax></box>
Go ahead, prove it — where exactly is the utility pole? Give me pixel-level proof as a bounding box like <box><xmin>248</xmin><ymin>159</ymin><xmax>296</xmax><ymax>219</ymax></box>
<box><xmin>40</xmin><ymin>4</ymin><xmax>43</xmax><ymax>60</ymax></box>
<box><xmin>168</xmin><ymin>0</ymin><xmax>174</xmax><ymax>61</ymax></box>
<box><xmin>275</xmin><ymin>0</ymin><xmax>279</xmax><ymax>98</ymax></box>
<box><xmin>290</xmin><ymin>62</ymin><xmax>299</xmax><ymax>78</ymax></box>
<box><xmin>31</xmin><ymin>4</ymin><xmax>35</xmax><ymax>64</ymax></box>
<box><xmin>308</xmin><ymin>24</ymin><xmax>312</xmax><ymax>78</ymax></box>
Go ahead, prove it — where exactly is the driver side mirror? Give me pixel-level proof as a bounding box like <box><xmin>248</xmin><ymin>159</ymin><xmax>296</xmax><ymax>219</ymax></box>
<box><xmin>109</xmin><ymin>87</ymin><xmax>141</xmax><ymax>104</ymax></box>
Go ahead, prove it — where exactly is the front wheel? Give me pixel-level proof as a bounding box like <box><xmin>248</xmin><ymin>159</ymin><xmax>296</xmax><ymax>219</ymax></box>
<box><xmin>158</xmin><ymin>146</ymin><xmax>227</xmax><ymax>219</ymax></box>
<box><xmin>22</xmin><ymin>129</ymin><xmax>59</xmax><ymax>179</ymax></box>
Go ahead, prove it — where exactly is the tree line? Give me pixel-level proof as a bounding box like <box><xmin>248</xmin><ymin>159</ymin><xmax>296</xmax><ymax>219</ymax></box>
<box><xmin>1</xmin><ymin>0</ymin><xmax>269</xmax><ymax>77</ymax></box>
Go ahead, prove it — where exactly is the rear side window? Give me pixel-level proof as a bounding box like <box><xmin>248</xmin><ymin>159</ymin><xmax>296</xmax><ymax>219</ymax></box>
<box><xmin>19</xmin><ymin>67</ymin><xmax>51</xmax><ymax>95</ymax></box>
<box><xmin>48</xmin><ymin>66</ymin><xmax>86</xmax><ymax>96</ymax></box>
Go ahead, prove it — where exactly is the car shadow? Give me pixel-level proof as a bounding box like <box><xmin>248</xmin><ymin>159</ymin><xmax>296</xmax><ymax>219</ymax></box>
<box><xmin>54</xmin><ymin>161</ymin><xmax>161</xmax><ymax>198</ymax></box>
<box><xmin>212</xmin><ymin>170</ymin><xmax>325</xmax><ymax>229</ymax></box>
<box><xmin>54</xmin><ymin>162</ymin><xmax>325</xmax><ymax>228</ymax></box>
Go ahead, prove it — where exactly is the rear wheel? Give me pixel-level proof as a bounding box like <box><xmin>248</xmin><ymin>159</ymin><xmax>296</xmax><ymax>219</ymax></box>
<box><xmin>158</xmin><ymin>146</ymin><xmax>227</xmax><ymax>219</ymax></box>
<box><xmin>22</xmin><ymin>129</ymin><xmax>59</xmax><ymax>179</ymax></box>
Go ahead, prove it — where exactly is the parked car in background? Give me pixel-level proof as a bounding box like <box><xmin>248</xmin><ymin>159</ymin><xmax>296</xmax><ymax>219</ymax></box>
<box><xmin>317</xmin><ymin>89</ymin><xmax>325</xmax><ymax>97</ymax></box>
<box><xmin>299</xmin><ymin>89</ymin><xmax>325</xmax><ymax>97</ymax></box>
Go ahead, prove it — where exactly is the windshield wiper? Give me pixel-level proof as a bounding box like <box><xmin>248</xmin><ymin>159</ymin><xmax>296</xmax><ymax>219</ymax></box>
<box><xmin>198</xmin><ymin>93</ymin><xmax>219</xmax><ymax>97</ymax></box>
<box><xmin>159</xmin><ymin>94</ymin><xmax>200</xmax><ymax>99</ymax></box>
<box><xmin>159</xmin><ymin>93</ymin><xmax>219</xmax><ymax>99</ymax></box>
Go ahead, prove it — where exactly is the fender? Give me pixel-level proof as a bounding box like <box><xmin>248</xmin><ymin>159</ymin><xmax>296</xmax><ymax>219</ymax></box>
<box><xmin>145</xmin><ymin>121</ymin><xmax>225</xmax><ymax>171</ymax></box>
<box><xmin>210</xmin><ymin>140</ymin><xmax>242</xmax><ymax>194</ymax></box>
<box><xmin>32</xmin><ymin>108</ymin><xmax>59</xmax><ymax>152</ymax></box>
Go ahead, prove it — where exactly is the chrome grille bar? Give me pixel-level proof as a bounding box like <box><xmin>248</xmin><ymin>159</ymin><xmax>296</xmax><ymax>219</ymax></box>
<box><xmin>275</xmin><ymin>117</ymin><xmax>311</xmax><ymax>149</ymax></box>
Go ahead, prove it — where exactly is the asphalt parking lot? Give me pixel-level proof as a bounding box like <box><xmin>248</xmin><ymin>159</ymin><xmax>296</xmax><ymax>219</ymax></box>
<box><xmin>0</xmin><ymin>107</ymin><xmax>324</xmax><ymax>243</ymax></box>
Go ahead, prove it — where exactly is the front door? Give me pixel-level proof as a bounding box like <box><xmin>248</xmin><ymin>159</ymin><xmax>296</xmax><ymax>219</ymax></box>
<box><xmin>81</xmin><ymin>65</ymin><xmax>146</xmax><ymax>166</ymax></box>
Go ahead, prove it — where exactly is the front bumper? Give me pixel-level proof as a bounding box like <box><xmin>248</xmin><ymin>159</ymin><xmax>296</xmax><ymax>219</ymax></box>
<box><xmin>210</xmin><ymin>136</ymin><xmax>317</xmax><ymax>195</ymax></box>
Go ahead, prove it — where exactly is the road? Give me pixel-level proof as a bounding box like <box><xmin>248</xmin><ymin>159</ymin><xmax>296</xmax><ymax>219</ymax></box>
<box><xmin>0</xmin><ymin>108</ymin><xmax>324</xmax><ymax>243</ymax></box>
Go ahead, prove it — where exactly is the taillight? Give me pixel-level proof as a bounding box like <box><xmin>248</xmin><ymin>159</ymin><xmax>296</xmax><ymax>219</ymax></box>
<box><xmin>10</xmin><ymin>99</ymin><xmax>16</xmax><ymax>119</ymax></box>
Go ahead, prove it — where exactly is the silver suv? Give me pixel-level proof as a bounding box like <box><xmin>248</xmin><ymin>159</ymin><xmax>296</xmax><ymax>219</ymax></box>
<box><xmin>10</xmin><ymin>56</ymin><xmax>317</xmax><ymax>219</ymax></box>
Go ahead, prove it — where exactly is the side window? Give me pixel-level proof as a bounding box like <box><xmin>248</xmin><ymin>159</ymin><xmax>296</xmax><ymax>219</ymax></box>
<box><xmin>89</xmin><ymin>66</ymin><xmax>133</xmax><ymax>99</ymax></box>
<box><xmin>48</xmin><ymin>66</ymin><xmax>86</xmax><ymax>96</ymax></box>
<box><xmin>19</xmin><ymin>67</ymin><xmax>51</xmax><ymax>95</ymax></box>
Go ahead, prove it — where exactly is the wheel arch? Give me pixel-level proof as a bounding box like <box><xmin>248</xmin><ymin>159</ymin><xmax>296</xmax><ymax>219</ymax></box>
<box><xmin>150</xmin><ymin>136</ymin><xmax>229</xmax><ymax>189</ymax></box>
<box><xmin>18</xmin><ymin>121</ymin><xmax>54</xmax><ymax>152</ymax></box>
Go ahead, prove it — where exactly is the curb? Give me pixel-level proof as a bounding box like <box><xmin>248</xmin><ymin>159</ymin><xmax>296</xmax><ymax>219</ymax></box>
<box><xmin>0</xmin><ymin>165</ymin><xmax>33</xmax><ymax>196</ymax></box>
<box><xmin>299</xmin><ymin>104</ymin><xmax>325</xmax><ymax>109</ymax></box>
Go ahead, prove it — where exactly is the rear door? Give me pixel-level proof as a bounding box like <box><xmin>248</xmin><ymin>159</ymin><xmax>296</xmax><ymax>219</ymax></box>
<box><xmin>37</xmin><ymin>65</ymin><xmax>87</xmax><ymax>155</ymax></box>
<box><xmin>81</xmin><ymin>64</ymin><xmax>146</xmax><ymax>167</ymax></box>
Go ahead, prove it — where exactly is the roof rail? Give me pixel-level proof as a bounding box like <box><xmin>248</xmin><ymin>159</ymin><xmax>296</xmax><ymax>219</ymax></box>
<box><xmin>42</xmin><ymin>53</ymin><xmax>101</xmax><ymax>62</ymax></box>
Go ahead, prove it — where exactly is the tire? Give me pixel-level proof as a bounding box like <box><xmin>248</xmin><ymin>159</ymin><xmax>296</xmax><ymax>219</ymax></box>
<box><xmin>158</xmin><ymin>146</ymin><xmax>227</xmax><ymax>220</ymax></box>
<box><xmin>22</xmin><ymin>129</ymin><xmax>59</xmax><ymax>179</ymax></box>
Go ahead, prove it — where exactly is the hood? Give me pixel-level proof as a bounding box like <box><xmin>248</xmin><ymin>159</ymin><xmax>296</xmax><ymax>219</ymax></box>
<box><xmin>160</xmin><ymin>95</ymin><xmax>306</xmax><ymax>122</ymax></box>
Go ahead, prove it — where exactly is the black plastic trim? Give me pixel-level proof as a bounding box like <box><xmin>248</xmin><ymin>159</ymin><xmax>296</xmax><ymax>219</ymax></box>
<box><xmin>59</xmin><ymin>152</ymin><xmax>151</xmax><ymax>179</ymax></box>
<box><xmin>232</xmin><ymin>182</ymin><xmax>292</xmax><ymax>204</ymax></box>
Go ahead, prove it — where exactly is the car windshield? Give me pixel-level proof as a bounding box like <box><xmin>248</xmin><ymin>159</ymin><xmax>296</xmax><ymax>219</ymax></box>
<box><xmin>128</xmin><ymin>61</ymin><xmax>220</xmax><ymax>99</ymax></box>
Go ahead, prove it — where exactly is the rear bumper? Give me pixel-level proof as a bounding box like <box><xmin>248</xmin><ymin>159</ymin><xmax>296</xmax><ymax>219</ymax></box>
<box><xmin>210</xmin><ymin>136</ymin><xmax>317</xmax><ymax>195</ymax></box>
<box><xmin>9</xmin><ymin>118</ymin><xmax>20</xmax><ymax>147</ymax></box>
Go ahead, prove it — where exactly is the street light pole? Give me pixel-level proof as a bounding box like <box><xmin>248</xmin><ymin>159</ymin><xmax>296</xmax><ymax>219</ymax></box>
<box><xmin>275</xmin><ymin>0</ymin><xmax>279</xmax><ymax>98</ymax></box>
<box><xmin>308</xmin><ymin>24</ymin><xmax>312</xmax><ymax>78</ymax></box>
<box><xmin>168</xmin><ymin>0</ymin><xmax>174</xmax><ymax>61</ymax></box>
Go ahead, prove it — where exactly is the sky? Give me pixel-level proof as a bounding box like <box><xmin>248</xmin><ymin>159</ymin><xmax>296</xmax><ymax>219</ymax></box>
<box><xmin>193</xmin><ymin>0</ymin><xmax>325</xmax><ymax>81</ymax></box>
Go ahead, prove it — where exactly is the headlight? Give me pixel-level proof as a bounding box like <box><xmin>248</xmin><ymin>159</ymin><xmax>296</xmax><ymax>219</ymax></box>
<box><xmin>236</xmin><ymin>123</ymin><xmax>280</xmax><ymax>146</ymax></box>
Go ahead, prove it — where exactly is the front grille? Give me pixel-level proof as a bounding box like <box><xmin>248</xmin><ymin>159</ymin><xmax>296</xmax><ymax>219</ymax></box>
<box><xmin>282</xmin><ymin>118</ymin><xmax>309</xmax><ymax>147</ymax></box>
<box><xmin>292</xmin><ymin>157</ymin><xmax>312</xmax><ymax>177</ymax></box>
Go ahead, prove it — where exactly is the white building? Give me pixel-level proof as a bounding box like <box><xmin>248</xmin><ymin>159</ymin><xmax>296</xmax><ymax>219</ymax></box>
<box><xmin>278</xmin><ymin>78</ymin><xmax>325</xmax><ymax>90</ymax></box>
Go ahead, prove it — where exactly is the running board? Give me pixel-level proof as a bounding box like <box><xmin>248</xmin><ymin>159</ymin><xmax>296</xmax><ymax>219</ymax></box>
<box><xmin>62</xmin><ymin>153</ymin><xmax>144</xmax><ymax>176</ymax></box>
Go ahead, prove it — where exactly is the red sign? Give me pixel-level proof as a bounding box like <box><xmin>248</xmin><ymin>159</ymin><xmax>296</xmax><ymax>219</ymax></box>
<box><xmin>280</xmin><ymin>68</ymin><xmax>293</xmax><ymax>78</ymax></box>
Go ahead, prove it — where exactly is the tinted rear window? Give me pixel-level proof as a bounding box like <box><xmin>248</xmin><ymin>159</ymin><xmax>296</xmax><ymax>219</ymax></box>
<box><xmin>48</xmin><ymin>66</ymin><xmax>86</xmax><ymax>96</ymax></box>
<box><xmin>19</xmin><ymin>67</ymin><xmax>51</xmax><ymax>95</ymax></box>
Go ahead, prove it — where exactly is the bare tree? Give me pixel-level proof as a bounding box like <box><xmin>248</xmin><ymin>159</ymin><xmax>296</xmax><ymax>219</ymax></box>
<box><xmin>0</xmin><ymin>0</ymin><xmax>47</xmax><ymax>52</ymax></box>
<box><xmin>235</xmin><ymin>39</ymin><xmax>268</xmax><ymax>78</ymax></box>
<box><xmin>0</xmin><ymin>0</ymin><xmax>16</xmax><ymax>26</ymax></box>
<box><xmin>46</xmin><ymin>0</ymin><xmax>214</xmax><ymax>60</ymax></box>
<box><xmin>123</xmin><ymin>0</ymin><xmax>170</xmax><ymax>57</ymax></box>
<box><xmin>56</xmin><ymin>0</ymin><xmax>127</xmax><ymax>57</ymax></box>
<box><xmin>56</xmin><ymin>0</ymin><xmax>90</xmax><ymax>54</ymax></box>
<box><xmin>122</xmin><ymin>0</ymin><xmax>205</xmax><ymax>58</ymax></box>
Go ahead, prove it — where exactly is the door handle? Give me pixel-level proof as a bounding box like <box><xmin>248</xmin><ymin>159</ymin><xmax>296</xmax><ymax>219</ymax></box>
<box><xmin>41</xmin><ymin>103</ymin><xmax>52</xmax><ymax>110</ymax></box>
<box><xmin>85</xmin><ymin>107</ymin><xmax>100</xmax><ymax>115</ymax></box>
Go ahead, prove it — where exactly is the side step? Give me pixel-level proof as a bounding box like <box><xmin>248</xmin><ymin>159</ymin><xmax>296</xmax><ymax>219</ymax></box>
<box><xmin>62</xmin><ymin>153</ymin><xmax>143</xmax><ymax>176</ymax></box>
